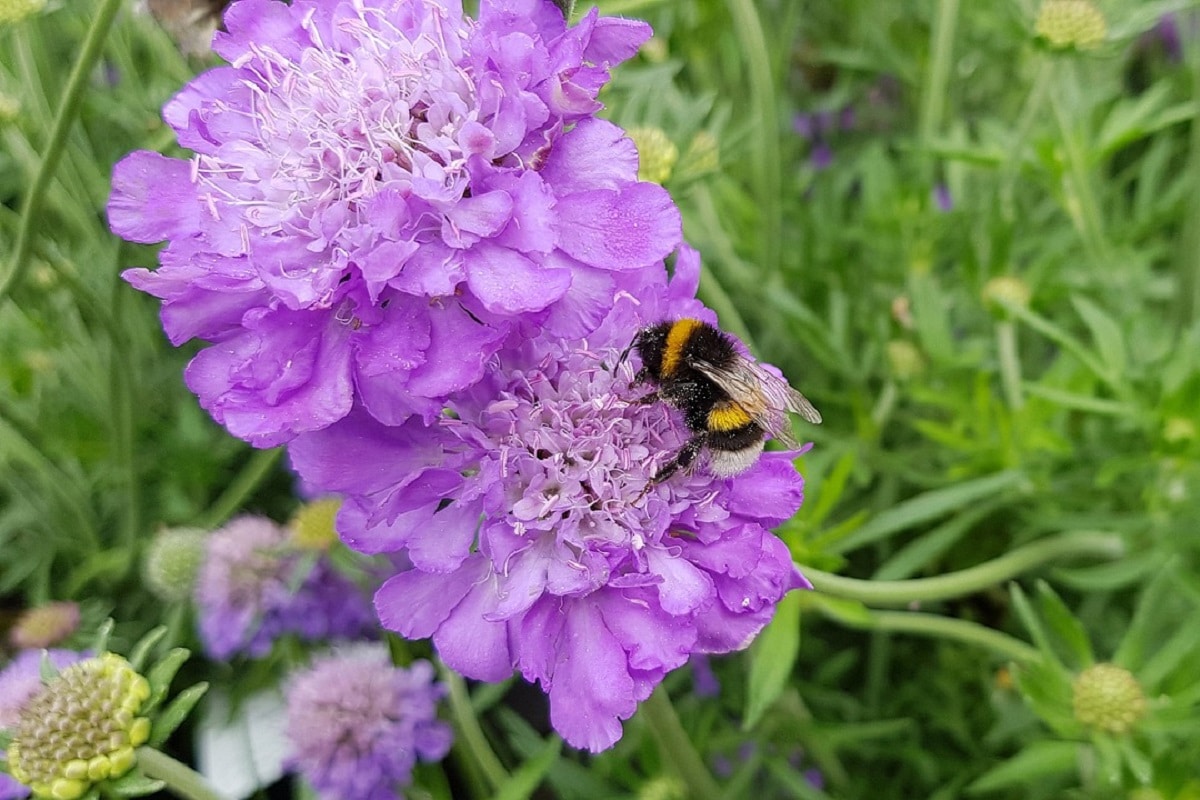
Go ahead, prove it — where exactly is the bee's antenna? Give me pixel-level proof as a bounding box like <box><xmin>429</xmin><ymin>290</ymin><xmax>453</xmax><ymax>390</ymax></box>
<box><xmin>616</xmin><ymin>329</ymin><xmax>641</xmax><ymax>370</ymax></box>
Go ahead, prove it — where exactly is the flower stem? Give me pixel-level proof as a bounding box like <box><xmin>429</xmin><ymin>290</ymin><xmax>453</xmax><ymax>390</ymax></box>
<box><xmin>825</xmin><ymin>608</ymin><xmax>1040</xmax><ymax>662</ymax></box>
<box><xmin>194</xmin><ymin>447</ymin><xmax>283</xmax><ymax>530</ymax></box>
<box><xmin>804</xmin><ymin>530</ymin><xmax>1124</xmax><ymax>607</ymax></box>
<box><xmin>996</xmin><ymin>319</ymin><xmax>1024</xmax><ymax>411</ymax></box>
<box><xmin>136</xmin><ymin>747</ymin><xmax>224</xmax><ymax>800</ymax></box>
<box><xmin>918</xmin><ymin>0</ymin><xmax>960</xmax><ymax>176</ymax></box>
<box><xmin>1048</xmin><ymin>61</ymin><xmax>1110</xmax><ymax>263</ymax></box>
<box><xmin>0</xmin><ymin>0</ymin><xmax>125</xmax><ymax>302</ymax></box>
<box><xmin>1174</xmin><ymin>38</ymin><xmax>1200</xmax><ymax>327</ymax></box>
<box><xmin>642</xmin><ymin>686</ymin><xmax>722</xmax><ymax>800</ymax></box>
<box><xmin>439</xmin><ymin>665</ymin><xmax>509</xmax><ymax>793</ymax></box>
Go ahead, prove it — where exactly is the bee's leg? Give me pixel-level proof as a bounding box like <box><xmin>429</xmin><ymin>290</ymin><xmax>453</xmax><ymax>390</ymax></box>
<box><xmin>637</xmin><ymin>435</ymin><xmax>705</xmax><ymax>500</ymax></box>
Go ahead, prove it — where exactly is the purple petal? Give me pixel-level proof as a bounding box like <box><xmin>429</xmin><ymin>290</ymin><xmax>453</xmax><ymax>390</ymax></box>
<box><xmin>464</xmin><ymin>243</ymin><xmax>572</xmax><ymax>314</ymax></box>
<box><xmin>555</xmin><ymin>183</ymin><xmax>681</xmax><ymax>271</ymax></box>
<box><xmin>377</xmin><ymin>568</ymin><xmax>472</xmax><ymax>640</ymax></box>
<box><xmin>542</xmin><ymin>119</ymin><xmax>639</xmax><ymax>195</ymax></box>
<box><xmin>212</xmin><ymin>0</ymin><xmax>308</xmax><ymax>63</ymax></box>
<box><xmin>584</xmin><ymin>17</ymin><xmax>653</xmax><ymax>64</ymax></box>
<box><xmin>597</xmin><ymin>590</ymin><xmax>695</xmax><ymax>672</ymax></box>
<box><xmin>108</xmin><ymin>152</ymin><xmax>202</xmax><ymax>243</ymax></box>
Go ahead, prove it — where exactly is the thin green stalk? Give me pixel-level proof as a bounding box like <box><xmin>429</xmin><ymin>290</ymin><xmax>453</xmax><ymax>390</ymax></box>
<box><xmin>642</xmin><ymin>686</ymin><xmax>722</xmax><ymax>800</ymax></box>
<box><xmin>439</xmin><ymin>666</ymin><xmax>508</xmax><ymax>793</ymax></box>
<box><xmin>724</xmin><ymin>0</ymin><xmax>780</xmax><ymax>277</ymax></box>
<box><xmin>194</xmin><ymin>448</ymin><xmax>283</xmax><ymax>530</ymax></box>
<box><xmin>136</xmin><ymin>747</ymin><xmax>224</xmax><ymax>800</ymax></box>
<box><xmin>996</xmin><ymin>319</ymin><xmax>1024</xmax><ymax>410</ymax></box>
<box><xmin>826</xmin><ymin>608</ymin><xmax>1040</xmax><ymax>663</ymax></box>
<box><xmin>698</xmin><ymin>267</ymin><xmax>754</xmax><ymax>347</ymax></box>
<box><xmin>1000</xmin><ymin>58</ymin><xmax>1053</xmax><ymax>221</ymax></box>
<box><xmin>1174</xmin><ymin>38</ymin><xmax>1200</xmax><ymax>327</ymax></box>
<box><xmin>1048</xmin><ymin>61</ymin><xmax>1110</xmax><ymax>263</ymax></box>
<box><xmin>805</xmin><ymin>530</ymin><xmax>1124</xmax><ymax>607</ymax></box>
<box><xmin>918</xmin><ymin>0</ymin><xmax>960</xmax><ymax>174</ymax></box>
<box><xmin>0</xmin><ymin>0</ymin><xmax>125</xmax><ymax>301</ymax></box>
<box><xmin>110</xmin><ymin>282</ymin><xmax>139</xmax><ymax>577</ymax></box>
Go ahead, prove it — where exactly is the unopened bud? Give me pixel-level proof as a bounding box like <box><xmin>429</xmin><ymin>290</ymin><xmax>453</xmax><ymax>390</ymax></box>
<box><xmin>1072</xmin><ymin>663</ymin><xmax>1146</xmax><ymax>734</ymax></box>
<box><xmin>1035</xmin><ymin>0</ymin><xmax>1107</xmax><ymax>50</ymax></box>
<box><xmin>142</xmin><ymin>526</ymin><xmax>207</xmax><ymax>602</ymax></box>
<box><xmin>288</xmin><ymin>498</ymin><xmax>342</xmax><ymax>551</ymax></box>
<box><xmin>628</xmin><ymin>127</ymin><xmax>679</xmax><ymax>185</ymax></box>
<box><xmin>9</xmin><ymin>602</ymin><xmax>80</xmax><ymax>650</ymax></box>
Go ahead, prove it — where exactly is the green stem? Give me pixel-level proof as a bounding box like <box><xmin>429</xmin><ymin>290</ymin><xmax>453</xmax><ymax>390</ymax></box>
<box><xmin>805</xmin><ymin>530</ymin><xmax>1124</xmax><ymax>607</ymax></box>
<box><xmin>439</xmin><ymin>665</ymin><xmax>508</xmax><ymax>793</ymax></box>
<box><xmin>641</xmin><ymin>686</ymin><xmax>722</xmax><ymax>800</ymax></box>
<box><xmin>697</xmin><ymin>267</ymin><xmax>754</xmax><ymax>348</ymax></box>
<box><xmin>918</xmin><ymin>0</ymin><xmax>960</xmax><ymax>176</ymax></box>
<box><xmin>194</xmin><ymin>448</ymin><xmax>283</xmax><ymax>530</ymax></box>
<box><xmin>724</xmin><ymin>0</ymin><xmax>780</xmax><ymax>277</ymax></box>
<box><xmin>1174</xmin><ymin>38</ymin><xmax>1200</xmax><ymax>327</ymax></box>
<box><xmin>1000</xmin><ymin>58</ymin><xmax>1052</xmax><ymax>222</ymax></box>
<box><xmin>825</xmin><ymin>608</ymin><xmax>1040</xmax><ymax>662</ymax></box>
<box><xmin>0</xmin><ymin>0</ymin><xmax>125</xmax><ymax>302</ymax></box>
<box><xmin>136</xmin><ymin>747</ymin><xmax>224</xmax><ymax>800</ymax></box>
<box><xmin>110</xmin><ymin>281</ymin><xmax>140</xmax><ymax>578</ymax></box>
<box><xmin>996</xmin><ymin>319</ymin><xmax>1024</xmax><ymax>411</ymax></box>
<box><xmin>1047</xmin><ymin>61</ymin><xmax>1110</xmax><ymax>263</ymax></box>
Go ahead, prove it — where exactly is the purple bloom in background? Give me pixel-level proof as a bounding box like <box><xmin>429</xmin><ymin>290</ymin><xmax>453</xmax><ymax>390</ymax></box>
<box><xmin>108</xmin><ymin>0</ymin><xmax>679</xmax><ymax>447</ymax></box>
<box><xmin>0</xmin><ymin>649</ymin><xmax>87</xmax><ymax>800</ymax></box>
<box><xmin>285</xmin><ymin>646</ymin><xmax>451</xmax><ymax>800</ymax></box>
<box><xmin>289</xmin><ymin>247</ymin><xmax>811</xmax><ymax>751</ymax></box>
<box><xmin>195</xmin><ymin>515</ymin><xmax>375</xmax><ymax>659</ymax></box>
<box><xmin>933</xmin><ymin>183</ymin><xmax>953</xmax><ymax>212</ymax></box>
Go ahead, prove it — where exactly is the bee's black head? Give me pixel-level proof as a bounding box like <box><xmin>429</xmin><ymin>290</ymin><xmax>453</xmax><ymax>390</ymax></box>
<box><xmin>632</xmin><ymin>321</ymin><xmax>673</xmax><ymax>379</ymax></box>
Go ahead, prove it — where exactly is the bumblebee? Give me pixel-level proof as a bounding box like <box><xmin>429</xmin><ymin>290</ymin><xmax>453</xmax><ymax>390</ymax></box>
<box><xmin>631</xmin><ymin>318</ymin><xmax>822</xmax><ymax>486</ymax></box>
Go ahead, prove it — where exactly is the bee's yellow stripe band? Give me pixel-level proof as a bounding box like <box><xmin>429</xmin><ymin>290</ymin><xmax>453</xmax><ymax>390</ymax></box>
<box><xmin>708</xmin><ymin>402</ymin><xmax>752</xmax><ymax>432</ymax></box>
<box><xmin>661</xmin><ymin>318</ymin><xmax>701</xmax><ymax>377</ymax></box>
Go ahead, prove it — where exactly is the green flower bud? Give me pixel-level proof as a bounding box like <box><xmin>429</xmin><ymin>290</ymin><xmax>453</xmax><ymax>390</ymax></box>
<box><xmin>0</xmin><ymin>91</ymin><xmax>19</xmax><ymax>124</ymax></box>
<box><xmin>1163</xmin><ymin>417</ymin><xmax>1197</xmax><ymax>445</ymax></box>
<box><xmin>1072</xmin><ymin>663</ymin><xmax>1146</xmax><ymax>734</ymax></box>
<box><xmin>1035</xmin><ymin>0</ymin><xmax>1107</xmax><ymax>50</ymax></box>
<box><xmin>6</xmin><ymin>654</ymin><xmax>152</xmax><ymax>799</ymax></box>
<box><xmin>142</xmin><ymin>526</ymin><xmax>208</xmax><ymax>603</ymax></box>
<box><xmin>0</xmin><ymin>0</ymin><xmax>45</xmax><ymax>26</ymax></box>
<box><xmin>627</xmin><ymin>127</ymin><xmax>679</xmax><ymax>185</ymax></box>
<box><xmin>679</xmin><ymin>130</ymin><xmax>720</xmax><ymax>179</ymax></box>
<box><xmin>886</xmin><ymin>340</ymin><xmax>926</xmax><ymax>382</ymax></box>
<box><xmin>289</xmin><ymin>497</ymin><xmax>342</xmax><ymax>551</ymax></box>
<box><xmin>638</xmin><ymin>775</ymin><xmax>686</xmax><ymax>800</ymax></box>
<box><xmin>982</xmin><ymin>275</ymin><xmax>1032</xmax><ymax>316</ymax></box>
<box><xmin>1128</xmin><ymin>788</ymin><xmax>1165</xmax><ymax>800</ymax></box>
<box><xmin>9</xmin><ymin>602</ymin><xmax>80</xmax><ymax>650</ymax></box>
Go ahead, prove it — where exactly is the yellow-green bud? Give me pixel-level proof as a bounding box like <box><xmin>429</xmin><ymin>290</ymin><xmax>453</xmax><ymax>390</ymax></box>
<box><xmin>638</xmin><ymin>775</ymin><xmax>686</xmax><ymax>800</ymax></box>
<box><xmin>886</xmin><ymin>340</ymin><xmax>926</xmax><ymax>382</ymax></box>
<box><xmin>1072</xmin><ymin>663</ymin><xmax>1146</xmax><ymax>734</ymax></box>
<box><xmin>639</xmin><ymin>36</ymin><xmax>668</xmax><ymax>63</ymax></box>
<box><xmin>627</xmin><ymin>127</ymin><xmax>679</xmax><ymax>185</ymax></box>
<box><xmin>9</xmin><ymin>601</ymin><xmax>80</xmax><ymax>650</ymax></box>
<box><xmin>0</xmin><ymin>0</ymin><xmax>45</xmax><ymax>25</ymax></box>
<box><xmin>6</xmin><ymin>654</ymin><xmax>152</xmax><ymax>799</ymax></box>
<box><xmin>1035</xmin><ymin>0</ymin><xmax>1107</xmax><ymax>50</ymax></box>
<box><xmin>982</xmin><ymin>275</ymin><xmax>1032</xmax><ymax>316</ymax></box>
<box><xmin>289</xmin><ymin>497</ymin><xmax>342</xmax><ymax>550</ymax></box>
<box><xmin>142</xmin><ymin>526</ymin><xmax>208</xmax><ymax>602</ymax></box>
<box><xmin>1163</xmin><ymin>417</ymin><xmax>1196</xmax><ymax>445</ymax></box>
<box><xmin>679</xmin><ymin>130</ymin><xmax>720</xmax><ymax>179</ymax></box>
<box><xmin>1128</xmin><ymin>788</ymin><xmax>1165</xmax><ymax>800</ymax></box>
<box><xmin>0</xmin><ymin>91</ymin><xmax>19</xmax><ymax>124</ymax></box>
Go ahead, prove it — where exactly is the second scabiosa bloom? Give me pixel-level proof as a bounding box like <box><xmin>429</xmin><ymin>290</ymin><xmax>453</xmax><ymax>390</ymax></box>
<box><xmin>109</xmin><ymin>0</ymin><xmax>680</xmax><ymax>447</ymax></box>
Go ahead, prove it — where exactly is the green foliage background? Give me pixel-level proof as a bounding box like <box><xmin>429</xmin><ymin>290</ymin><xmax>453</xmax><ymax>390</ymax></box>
<box><xmin>2</xmin><ymin>0</ymin><xmax>1199</xmax><ymax>797</ymax></box>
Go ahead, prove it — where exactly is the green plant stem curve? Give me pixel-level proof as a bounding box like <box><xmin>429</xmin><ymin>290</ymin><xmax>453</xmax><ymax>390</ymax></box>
<box><xmin>136</xmin><ymin>747</ymin><xmax>224</xmax><ymax>800</ymax></box>
<box><xmin>0</xmin><ymin>0</ymin><xmax>125</xmax><ymax>302</ymax></box>
<box><xmin>804</xmin><ymin>531</ymin><xmax>1124</xmax><ymax>607</ymax></box>
<box><xmin>827</xmin><ymin>609</ymin><xmax>1040</xmax><ymax>662</ymax></box>
<box><xmin>642</xmin><ymin>686</ymin><xmax>723</xmax><ymax>800</ymax></box>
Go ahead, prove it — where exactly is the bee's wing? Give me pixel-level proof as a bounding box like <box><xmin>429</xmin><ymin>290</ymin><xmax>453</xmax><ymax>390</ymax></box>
<box><xmin>691</xmin><ymin>356</ymin><xmax>822</xmax><ymax>447</ymax></box>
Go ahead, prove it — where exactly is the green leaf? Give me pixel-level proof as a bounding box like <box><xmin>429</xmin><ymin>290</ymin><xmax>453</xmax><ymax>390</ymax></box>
<box><xmin>833</xmin><ymin>471</ymin><xmax>1025</xmax><ymax>554</ymax></box>
<box><xmin>873</xmin><ymin>499</ymin><xmax>1000</xmax><ymax>580</ymax></box>
<box><xmin>493</xmin><ymin>736</ymin><xmax>562</xmax><ymax>800</ymax></box>
<box><xmin>105</xmin><ymin>772</ymin><xmax>167</xmax><ymax>798</ymax></box>
<box><xmin>744</xmin><ymin>590</ymin><xmax>801</xmax><ymax>729</ymax></box>
<box><xmin>966</xmin><ymin>741</ymin><xmax>1081</xmax><ymax>794</ymax></box>
<box><xmin>1114</xmin><ymin>563</ymin><xmax>1181</xmax><ymax>673</ymax></box>
<box><xmin>148</xmin><ymin>682</ymin><xmax>208</xmax><ymax>749</ymax></box>
<box><xmin>1035</xmin><ymin>581</ymin><xmax>1094</xmax><ymax>670</ymax></box>
<box><xmin>1051</xmin><ymin>551</ymin><xmax>1166</xmax><ymax>591</ymax></box>
<box><xmin>1118</xmin><ymin>738</ymin><xmax>1153</xmax><ymax>786</ymax></box>
<box><xmin>1071</xmin><ymin>296</ymin><xmax>1126</xmax><ymax>377</ymax></box>
<box><xmin>805</xmin><ymin>593</ymin><xmax>872</xmax><ymax>626</ymax></box>
<box><xmin>143</xmin><ymin>648</ymin><xmax>191</xmax><ymax>716</ymax></box>
<box><xmin>128</xmin><ymin>627</ymin><xmax>168</xmax><ymax>674</ymax></box>
<box><xmin>90</xmin><ymin>618</ymin><xmax>114</xmax><ymax>655</ymax></box>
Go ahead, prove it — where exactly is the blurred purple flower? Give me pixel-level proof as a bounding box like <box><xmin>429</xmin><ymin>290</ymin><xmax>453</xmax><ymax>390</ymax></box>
<box><xmin>690</xmin><ymin>653</ymin><xmax>720</xmax><ymax>698</ymax></box>
<box><xmin>109</xmin><ymin>0</ymin><xmax>679</xmax><ymax>447</ymax></box>
<box><xmin>285</xmin><ymin>646</ymin><xmax>451</xmax><ymax>800</ymax></box>
<box><xmin>0</xmin><ymin>649</ymin><xmax>87</xmax><ymax>800</ymax></box>
<box><xmin>195</xmin><ymin>515</ymin><xmax>375</xmax><ymax>659</ymax></box>
<box><xmin>933</xmin><ymin>183</ymin><xmax>953</xmax><ymax>212</ymax></box>
<box><xmin>289</xmin><ymin>247</ymin><xmax>811</xmax><ymax>752</ymax></box>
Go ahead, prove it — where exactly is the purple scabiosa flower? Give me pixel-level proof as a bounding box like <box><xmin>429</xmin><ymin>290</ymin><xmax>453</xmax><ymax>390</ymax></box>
<box><xmin>7</xmin><ymin>602</ymin><xmax>80</xmax><ymax>650</ymax></box>
<box><xmin>0</xmin><ymin>649</ymin><xmax>86</xmax><ymax>800</ymax></box>
<box><xmin>285</xmin><ymin>646</ymin><xmax>451</xmax><ymax>800</ymax></box>
<box><xmin>195</xmin><ymin>515</ymin><xmax>376</xmax><ymax>659</ymax></box>
<box><xmin>289</xmin><ymin>247</ymin><xmax>811</xmax><ymax>752</ymax></box>
<box><xmin>109</xmin><ymin>0</ymin><xmax>680</xmax><ymax>447</ymax></box>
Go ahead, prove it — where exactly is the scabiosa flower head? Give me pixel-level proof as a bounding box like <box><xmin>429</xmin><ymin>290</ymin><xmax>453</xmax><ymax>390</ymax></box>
<box><xmin>5</xmin><ymin>654</ymin><xmax>150</xmax><ymax>800</ymax></box>
<box><xmin>0</xmin><ymin>649</ymin><xmax>83</xmax><ymax>800</ymax></box>
<box><xmin>285</xmin><ymin>646</ymin><xmax>451</xmax><ymax>800</ymax></box>
<box><xmin>627</xmin><ymin>127</ymin><xmax>678</xmax><ymax>184</ymax></box>
<box><xmin>1035</xmin><ymin>0</ymin><xmax>1107</xmax><ymax>50</ymax></box>
<box><xmin>289</xmin><ymin>498</ymin><xmax>342</xmax><ymax>551</ymax></box>
<box><xmin>109</xmin><ymin>0</ymin><xmax>681</xmax><ymax>447</ymax></box>
<box><xmin>195</xmin><ymin>515</ymin><xmax>375</xmax><ymax>659</ymax></box>
<box><xmin>0</xmin><ymin>0</ymin><xmax>44</xmax><ymax>26</ymax></box>
<box><xmin>290</xmin><ymin>247</ymin><xmax>812</xmax><ymax>751</ymax></box>
<box><xmin>142</xmin><ymin>526</ymin><xmax>208</xmax><ymax>603</ymax></box>
<box><xmin>7</xmin><ymin>604</ymin><xmax>80</xmax><ymax>651</ymax></box>
<box><xmin>1072</xmin><ymin>663</ymin><xmax>1147</xmax><ymax>735</ymax></box>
